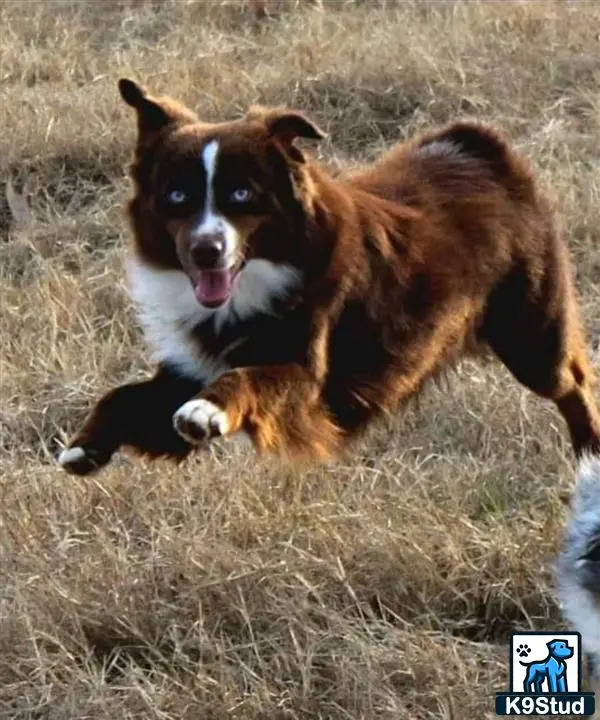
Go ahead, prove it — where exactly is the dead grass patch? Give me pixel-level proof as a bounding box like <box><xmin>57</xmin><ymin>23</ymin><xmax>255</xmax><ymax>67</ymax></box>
<box><xmin>2</xmin><ymin>1</ymin><xmax>600</xmax><ymax>718</ymax></box>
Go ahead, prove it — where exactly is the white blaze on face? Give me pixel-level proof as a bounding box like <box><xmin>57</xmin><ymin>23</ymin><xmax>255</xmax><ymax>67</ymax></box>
<box><xmin>181</xmin><ymin>139</ymin><xmax>243</xmax><ymax>308</ymax></box>
<box><xmin>165</xmin><ymin>138</ymin><xmax>302</xmax><ymax>315</ymax></box>
<box><xmin>188</xmin><ymin>139</ymin><xmax>239</xmax><ymax>263</ymax></box>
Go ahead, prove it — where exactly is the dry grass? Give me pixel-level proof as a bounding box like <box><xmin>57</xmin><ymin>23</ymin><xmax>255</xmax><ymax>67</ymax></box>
<box><xmin>2</xmin><ymin>1</ymin><xmax>600</xmax><ymax>717</ymax></box>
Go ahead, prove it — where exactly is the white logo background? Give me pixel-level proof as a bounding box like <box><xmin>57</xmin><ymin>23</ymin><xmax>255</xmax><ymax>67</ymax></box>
<box><xmin>510</xmin><ymin>632</ymin><xmax>580</xmax><ymax>693</ymax></box>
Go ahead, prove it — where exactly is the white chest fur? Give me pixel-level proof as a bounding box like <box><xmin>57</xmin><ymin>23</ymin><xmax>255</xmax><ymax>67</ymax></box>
<box><xmin>125</xmin><ymin>255</ymin><xmax>302</xmax><ymax>381</ymax></box>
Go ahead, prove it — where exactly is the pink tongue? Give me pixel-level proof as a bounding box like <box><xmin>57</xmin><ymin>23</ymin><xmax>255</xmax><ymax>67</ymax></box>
<box><xmin>193</xmin><ymin>269</ymin><xmax>234</xmax><ymax>307</ymax></box>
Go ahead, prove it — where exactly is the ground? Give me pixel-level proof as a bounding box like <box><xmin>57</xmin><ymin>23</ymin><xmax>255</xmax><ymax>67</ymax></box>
<box><xmin>2</xmin><ymin>1</ymin><xmax>600</xmax><ymax>718</ymax></box>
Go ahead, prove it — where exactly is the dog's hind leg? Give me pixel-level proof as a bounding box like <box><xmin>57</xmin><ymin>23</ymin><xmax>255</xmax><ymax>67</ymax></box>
<box><xmin>523</xmin><ymin>666</ymin><xmax>538</xmax><ymax>694</ymax></box>
<box><xmin>536</xmin><ymin>676</ymin><xmax>546</xmax><ymax>693</ymax></box>
<box><xmin>481</xmin><ymin>232</ymin><xmax>600</xmax><ymax>457</ymax></box>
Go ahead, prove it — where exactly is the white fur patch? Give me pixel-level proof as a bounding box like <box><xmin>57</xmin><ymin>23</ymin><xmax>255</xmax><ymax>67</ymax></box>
<box><xmin>203</xmin><ymin>140</ymin><xmax>219</xmax><ymax>191</ymax></box>
<box><xmin>126</xmin><ymin>256</ymin><xmax>226</xmax><ymax>381</ymax></box>
<box><xmin>227</xmin><ymin>259</ymin><xmax>301</xmax><ymax>328</ymax></box>
<box><xmin>173</xmin><ymin>398</ymin><xmax>229</xmax><ymax>443</ymax></box>
<box><xmin>58</xmin><ymin>446</ymin><xmax>86</xmax><ymax>467</ymax></box>
<box><xmin>126</xmin><ymin>255</ymin><xmax>302</xmax><ymax>380</ymax></box>
<box><xmin>187</xmin><ymin>140</ymin><xmax>239</xmax><ymax>262</ymax></box>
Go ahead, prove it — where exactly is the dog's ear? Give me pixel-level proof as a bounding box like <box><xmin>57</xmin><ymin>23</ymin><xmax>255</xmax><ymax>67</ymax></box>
<box><xmin>118</xmin><ymin>78</ymin><xmax>199</xmax><ymax>148</ymax></box>
<box><xmin>248</xmin><ymin>106</ymin><xmax>326</xmax><ymax>163</ymax></box>
<box><xmin>266</xmin><ymin>110</ymin><xmax>326</xmax><ymax>143</ymax></box>
<box><xmin>268</xmin><ymin>111</ymin><xmax>326</xmax><ymax>164</ymax></box>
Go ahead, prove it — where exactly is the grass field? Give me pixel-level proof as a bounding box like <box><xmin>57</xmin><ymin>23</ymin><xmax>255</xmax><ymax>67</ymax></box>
<box><xmin>2</xmin><ymin>1</ymin><xmax>600</xmax><ymax>717</ymax></box>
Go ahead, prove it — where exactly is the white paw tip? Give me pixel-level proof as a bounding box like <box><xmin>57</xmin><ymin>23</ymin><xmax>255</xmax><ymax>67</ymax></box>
<box><xmin>173</xmin><ymin>399</ymin><xmax>230</xmax><ymax>439</ymax></box>
<box><xmin>58</xmin><ymin>447</ymin><xmax>86</xmax><ymax>466</ymax></box>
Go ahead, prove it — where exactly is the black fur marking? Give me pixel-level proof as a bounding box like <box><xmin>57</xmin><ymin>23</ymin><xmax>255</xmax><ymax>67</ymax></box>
<box><xmin>580</xmin><ymin>533</ymin><xmax>600</xmax><ymax>563</ymax></box>
<box><xmin>423</xmin><ymin>123</ymin><xmax>511</xmax><ymax>179</ymax></box>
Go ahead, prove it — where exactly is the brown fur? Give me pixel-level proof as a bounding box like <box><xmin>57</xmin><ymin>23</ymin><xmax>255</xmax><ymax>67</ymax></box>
<box><xmin>58</xmin><ymin>79</ymin><xmax>600</xmax><ymax>476</ymax></box>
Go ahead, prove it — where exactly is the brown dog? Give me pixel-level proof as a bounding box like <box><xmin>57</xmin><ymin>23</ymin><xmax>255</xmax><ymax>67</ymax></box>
<box><xmin>58</xmin><ymin>78</ymin><xmax>600</xmax><ymax>476</ymax></box>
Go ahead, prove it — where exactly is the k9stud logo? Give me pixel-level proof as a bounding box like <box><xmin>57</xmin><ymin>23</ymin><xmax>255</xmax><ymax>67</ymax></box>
<box><xmin>495</xmin><ymin>632</ymin><xmax>595</xmax><ymax>716</ymax></box>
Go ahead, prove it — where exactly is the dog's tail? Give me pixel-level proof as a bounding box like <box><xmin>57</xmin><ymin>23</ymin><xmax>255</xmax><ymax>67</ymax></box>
<box><xmin>556</xmin><ymin>453</ymin><xmax>600</xmax><ymax>697</ymax></box>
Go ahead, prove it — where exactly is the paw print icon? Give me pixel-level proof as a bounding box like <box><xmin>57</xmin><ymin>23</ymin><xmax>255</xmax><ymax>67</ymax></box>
<box><xmin>516</xmin><ymin>644</ymin><xmax>531</xmax><ymax>658</ymax></box>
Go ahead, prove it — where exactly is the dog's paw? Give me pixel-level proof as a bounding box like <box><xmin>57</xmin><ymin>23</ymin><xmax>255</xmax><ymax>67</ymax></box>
<box><xmin>57</xmin><ymin>445</ymin><xmax>110</xmax><ymax>476</ymax></box>
<box><xmin>173</xmin><ymin>399</ymin><xmax>230</xmax><ymax>445</ymax></box>
<box><xmin>516</xmin><ymin>644</ymin><xmax>531</xmax><ymax>658</ymax></box>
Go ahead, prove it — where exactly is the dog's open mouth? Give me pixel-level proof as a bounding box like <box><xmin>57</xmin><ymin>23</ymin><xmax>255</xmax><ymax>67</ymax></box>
<box><xmin>190</xmin><ymin>261</ymin><xmax>245</xmax><ymax>309</ymax></box>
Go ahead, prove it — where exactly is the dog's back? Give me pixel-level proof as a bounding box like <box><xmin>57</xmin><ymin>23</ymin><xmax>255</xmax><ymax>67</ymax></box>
<box><xmin>345</xmin><ymin>121</ymin><xmax>550</xmax><ymax>301</ymax></box>
<box><xmin>557</xmin><ymin>455</ymin><xmax>600</xmax><ymax>704</ymax></box>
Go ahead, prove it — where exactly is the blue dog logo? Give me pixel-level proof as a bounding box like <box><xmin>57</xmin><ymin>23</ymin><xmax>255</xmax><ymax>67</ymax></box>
<box><xmin>519</xmin><ymin>639</ymin><xmax>574</xmax><ymax>694</ymax></box>
<box><xmin>495</xmin><ymin>632</ymin><xmax>596</xmax><ymax>716</ymax></box>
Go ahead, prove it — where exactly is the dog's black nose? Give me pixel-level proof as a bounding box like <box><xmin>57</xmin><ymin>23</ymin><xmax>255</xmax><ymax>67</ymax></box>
<box><xmin>190</xmin><ymin>234</ymin><xmax>225</xmax><ymax>268</ymax></box>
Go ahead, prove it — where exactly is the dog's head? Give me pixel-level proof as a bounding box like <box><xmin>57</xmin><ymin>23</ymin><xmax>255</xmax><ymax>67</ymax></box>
<box><xmin>118</xmin><ymin>78</ymin><xmax>326</xmax><ymax>309</ymax></box>
<box><xmin>547</xmin><ymin>639</ymin><xmax>574</xmax><ymax>660</ymax></box>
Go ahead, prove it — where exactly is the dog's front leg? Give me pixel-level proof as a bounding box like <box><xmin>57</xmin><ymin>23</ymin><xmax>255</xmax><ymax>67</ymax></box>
<box><xmin>58</xmin><ymin>363</ymin><xmax>204</xmax><ymax>476</ymax></box>
<box><xmin>173</xmin><ymin>363</ymin><xmax>342</xmax><ymax>460</ymax></box>
<box><xmin>173</xmin><ymin>301</ymin><xmax>345</xmax><ymax>459</ymax></box>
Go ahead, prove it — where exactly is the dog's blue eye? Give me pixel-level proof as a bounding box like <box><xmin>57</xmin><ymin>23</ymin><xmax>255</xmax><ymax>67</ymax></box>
<box><xmin>168</xmin><ymin>189</ymin><xmax>187</xmax><ymax>205</ymax></box>
<box><xmin>230</xmin><ymin>188</ymin><xmax>252</xmax><ymax>203</ymax></box>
